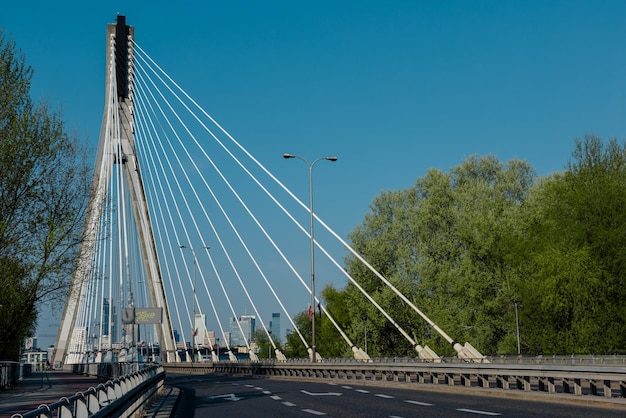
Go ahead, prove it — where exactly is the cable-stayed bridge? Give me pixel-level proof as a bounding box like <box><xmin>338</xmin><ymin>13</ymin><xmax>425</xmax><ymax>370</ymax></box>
<box><xmin>51</xmin><ymin>15</ymin><xmax>485</xmax><ymax>368</ymax></box>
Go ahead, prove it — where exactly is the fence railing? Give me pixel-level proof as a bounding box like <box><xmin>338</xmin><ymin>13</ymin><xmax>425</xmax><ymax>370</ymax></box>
<box><xmin>163</xmin><ymin>357</ymin><xmax>626</xmax><ymax>401</ymax></box>
<box><xmin>11</xmin><ymin>365</ymin><xmax>164</xmax><ymax>418</ymax></box>
<box><xmin>0</xmin><ymin>362</ymin><xmax>32</xmax><ymax>390</ymax></box>
<box><xmin>70</xmin><ymin>361</ymin><xmax>147</xmax><ymax>380</ymax></box>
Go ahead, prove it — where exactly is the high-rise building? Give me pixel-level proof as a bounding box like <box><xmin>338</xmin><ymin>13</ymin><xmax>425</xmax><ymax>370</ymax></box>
<box><xmin>240</xmin><ymin>315</ymin><xmax>255</xmax><ymax>343</ymax></box>
<box><xmin>229</xmin><ymin>315</ymin><xmax>256</xmax><ymax>346</ymax></box>
<box><xmin>270</xmin><ymin>312</ymin><xmax>281</xmax><ymax>342</ymax></box>
<box><xmin>194</xmin><ymin>313</ymin><xmax>206</xmax><ymax>347</ymax></box>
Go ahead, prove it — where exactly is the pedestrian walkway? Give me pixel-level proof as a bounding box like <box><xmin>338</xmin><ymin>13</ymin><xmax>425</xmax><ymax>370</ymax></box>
<box><xmin>0</xmin><ymin>370</ymin><xmax>100</xmax><ymax>416</ymax></box>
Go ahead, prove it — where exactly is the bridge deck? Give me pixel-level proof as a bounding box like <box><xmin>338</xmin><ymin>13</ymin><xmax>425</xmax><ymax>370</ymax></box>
<box><xmin>0</xmin><ymin>370</ymin><xmax>101</xmax><ymax>416</ymax></box>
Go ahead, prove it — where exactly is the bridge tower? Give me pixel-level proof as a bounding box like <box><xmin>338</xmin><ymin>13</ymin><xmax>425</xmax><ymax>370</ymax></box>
<box><xmin>53</xmin><ymin>16</ymin><xmax>178</xmax><ymax>365</ymax></box>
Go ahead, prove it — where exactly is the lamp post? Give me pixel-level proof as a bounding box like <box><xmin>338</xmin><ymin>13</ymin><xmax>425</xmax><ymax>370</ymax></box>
<box><xmin>283</xmin><ymin>153</ymin><xmax>337</xmax><ymax>363</ymax></box>
<box><xmin>513</xmin><ymin>301</ymin><xmax>522</xmax><ymax>355</ymax></box>
<box><xmin>180</xmin><ymin>244</ymin><xmax>210</xmax><ymax>362</ymax></box>
<box><xmin>362</xmin><ymin>316</ymin><xmax>367</xmax><ymax>355</ymax></box>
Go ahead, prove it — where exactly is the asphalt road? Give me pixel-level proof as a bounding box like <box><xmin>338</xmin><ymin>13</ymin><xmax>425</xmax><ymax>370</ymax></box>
<box><xmin>166</xmin><ymin>374</ymin><xmax>626</xmax><ymax>418</ymax></box>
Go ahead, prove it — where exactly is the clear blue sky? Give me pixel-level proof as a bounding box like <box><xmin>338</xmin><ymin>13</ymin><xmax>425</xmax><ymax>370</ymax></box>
<box><xmin>4</xmin><ymin>1</ymin><xmax>625</xmax><ymax>348</ymax></box>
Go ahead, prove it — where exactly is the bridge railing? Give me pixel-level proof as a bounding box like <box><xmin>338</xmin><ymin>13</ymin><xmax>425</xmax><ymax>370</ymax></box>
<box><xmin>70</xmin><ymin>361</ymin><xmax>150</xmax><ymax>380</ymax></box>
<box><xmin>11</xmin><ymin>365</ymin><xmax>165</xmax><ymax>418</ymax></box>
<box><xmin>0</xmin><ymin>362</ymin><xmax>32</xmax><ymax>390</ymax></box>
<box><xmin>276</xmin><ymin>354</ymin><xmax>626</xmax><ymax>366</ymax></box>
<box><xmin>163</xmin><ymin>357</ymin><xmax>626</xmax><ymax>401</ymax></box>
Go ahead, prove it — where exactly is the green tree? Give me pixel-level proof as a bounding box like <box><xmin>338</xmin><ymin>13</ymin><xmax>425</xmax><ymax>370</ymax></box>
<box><xmin>252</xmin><ymin>329</ymin><xmax>271</xmax><ymax>358</ymax></box>
<box><xmin>283</xmin><ymin>311</ymin><xmax>311</xmax><ymax>358</ymax></box>
<box><xmin>520</xmin><ymin>135</ymin><xmax>626</xmax><ymax>353</ymax></box>
<box><xmin>0</xmin><ymin>31</ymin><xmax>89</xmax><ymax>360</ymax></box>
<box><xmin>342</xmin><ymin>155</ymin><xmax>535</xmax><ymax>356</ymax></box>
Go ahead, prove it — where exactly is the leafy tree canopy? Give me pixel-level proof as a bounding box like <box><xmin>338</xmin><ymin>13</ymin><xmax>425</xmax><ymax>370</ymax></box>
<box><xmin>0</xmin><ymin>31</ymin><xmax>89</xmax><ymax>360</ymax></box>
<box><xmin>302</xmin><ymin>135</ymin><xmax>626</xmax><ymax>358</ymax></box>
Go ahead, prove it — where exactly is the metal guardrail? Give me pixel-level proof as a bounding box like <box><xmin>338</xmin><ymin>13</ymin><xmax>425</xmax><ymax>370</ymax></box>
<box><xmin>163</xmin><ymin>356</ymin><xmax>626</xmax><ymax>401</ymax></box>
<box><xmin>259</xmin><ymin>354</ymin><xmax>626</xmax><ymax>366</ymax></box>
<box><xmin>11</xmin><ymin>365</ymin><xmax>165</xmax><ymax>418</ymax></box>
<box><xmin>0</xmin><ymin>362</ymin><xmax>32</xmax><ymax>390</ymax></box>
<box><xmin>70</xmin><ymin>362</ymin><xmax>146</xmax><ymax>380</ymax></box>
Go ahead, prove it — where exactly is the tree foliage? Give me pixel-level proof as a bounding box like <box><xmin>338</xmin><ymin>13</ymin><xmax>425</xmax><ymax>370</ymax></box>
<box><xmin>294</xmin><ymin>136</ymin><xmax>626</xmax><ymax>358</ymax></box>
<box><xmin>338</xmin><ymin>155</ymin><xmax>535</xmax><ymax>355</ymax></box>
<box><xmin>0</xmin><ymin>31</ymin><xmax>89</xmax><ymax>360</ymax></box>
<box><xmin>520</xmin><ymin>135</ymin><xmax>626</xmax><ymax>353</ymax></box>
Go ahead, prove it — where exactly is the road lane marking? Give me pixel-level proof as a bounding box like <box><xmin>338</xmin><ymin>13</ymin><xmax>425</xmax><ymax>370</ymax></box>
<box><xmin>457</xmin><ymin>408</ymin><xmax>501</xmax><ymax>416</ymax></box>
<box><xmin>302</xmin><ymin>408</ymin><xmax>326</xmax><ymax>415</ymax></box>
<box><xmin>270</xmin><ymin>395</ymin><xmax>282</xmax><ymax>400</ymax></box>
<box><xmin>356</xmin><ymin>389</ymin><xmax>370</xmax><ymax>393</ymax></box>
<box><xmin>301</xmin><ymin>390</ymin><xmax>342</xmax><ymax>396</ymax></box>
<box><xmin>244</xmin><ymin>384</ymin><xmax>254</xmax><ymax>388</ymax></box>
<box><xmin>341</xmin><ymin>385</ymin><xmax>352</xmax><ymax>389</ymax></box>
<box><xmin>209</xmin><ymin>393</ymin><xmax>242</xmax><ymax>401</ymax></box>
<box><xmin>405</xmin><ymin>400</ymin><xmax>434</xmax><ymax>406</ymax></box>
<box><xmin>375</xmin><ymin>393</ymin><xmax>395</xmax><ymax>399</ymax></box>
<box><xmin>283</xmin><ymin>401</ymin><xmax>296</xmax><ymax>407</ymax></box>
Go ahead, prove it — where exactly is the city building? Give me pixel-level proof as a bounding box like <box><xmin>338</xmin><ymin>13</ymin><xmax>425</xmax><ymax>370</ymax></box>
<box><xmin>270</xmin><ymin>312</ymin><xmax>281</xmax><ymax>342</ymax></box>
<box><xmin>229</xmin><ymin>315</ymin><xmax>256</xmax><ymax>346</ymax></box>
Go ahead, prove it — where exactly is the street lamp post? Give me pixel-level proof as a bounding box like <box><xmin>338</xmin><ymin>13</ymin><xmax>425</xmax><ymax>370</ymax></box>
<box><xmin>362</xmin><ymin>316</ymin><xmax>367</xmax><ymax>355</ymax></box>
<box><xmin>180</xmin><ymin>244</ymin><xmax>210</xmax><ymax>362</ymax></box>
<box><xmin>513</xmin><ymin>301</ymin><xmax>522</xmax><ymax>355</ymax></box>
<box><xmin>283</xmin><ymin>153</ymin><xmax>337</xmax><ymax>363</ymax></box>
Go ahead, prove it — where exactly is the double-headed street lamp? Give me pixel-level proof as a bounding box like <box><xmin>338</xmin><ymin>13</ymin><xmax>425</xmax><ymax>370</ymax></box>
<box><xmin>179</xmin><ymin>244</ymin><xmax>210</xmax><ymax>362</ymax></box>
<box><xmin>283</xmin><ymin>153</ymin><xmax>337</xmax><ymax>363</ymax></box>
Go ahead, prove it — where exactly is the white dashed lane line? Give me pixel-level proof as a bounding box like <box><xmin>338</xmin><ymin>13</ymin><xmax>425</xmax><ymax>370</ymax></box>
<box><xmin>302</xmin><ymin>408</ymin><xmax>326</xmax><ymax>415</ymax></box>
<box><xmin>457</xmin><ymin>408</ymin><xmax>501</xmax><ymax>416</ymax></box>
<box><xmin>355</xmin><ymin>389</ymin><xmax>370</xmax><ymax>393</ymax></box>
<box><xmin>375</xmin><ymin>393</ymin><xmax>395</xmax><ymax>399</ymax></box>
<box><xmin>405</xmin><ymin>400</ymin><xmax>434</xmax><ymax>406</ymax></box>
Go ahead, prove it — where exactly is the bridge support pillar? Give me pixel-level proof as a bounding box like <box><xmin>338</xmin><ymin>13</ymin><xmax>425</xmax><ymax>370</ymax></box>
<box><xmin>516</xmin><ymin>375</ymin><xmax>531</xmax><ymax>391</ymax></box>
<box><xmin>539</xmin><ymin>377</ymin><xmax>556</xmax><ymax>393</ymax></box>
<box><xmin>603</xmin><ymin>380</ymin><xmax>612</xmax><ymax>398</ymax></box>
<box><xmin>496</xmin><ymin>375</ymin><xmax>510</xmax><ymax>390</ymax></box>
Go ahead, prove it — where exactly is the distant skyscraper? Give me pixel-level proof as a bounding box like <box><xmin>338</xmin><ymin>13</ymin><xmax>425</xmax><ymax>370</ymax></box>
<box><xmin>229</xmin><ymin>315</ymin><xmax>256</xmax><ymax>346</ymax></box>
<box><xmin>270</xmin><ymin>313</ymin><xmax>281</xmax><ymax>342</ymax></box>
<box><xmin>240</xmin><ymin>315</ymin><xmax>255</xmax><ymax>343</ymax></box>
<box><xmin>194</xmin><ymin>313</ymin><xmax>206</xmax><ymax>347</ymax></box>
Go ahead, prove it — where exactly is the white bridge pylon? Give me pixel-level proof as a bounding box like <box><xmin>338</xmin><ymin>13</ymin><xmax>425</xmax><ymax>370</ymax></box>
<box><xmin>53</xmin><ymin>16</ymin><xmax>488</xmax><ymax>367</ymax></box>
<box><xmin>53</xmin><ymin>16</ymin><xmax>178</xmax><ymax>365</ymax></box>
